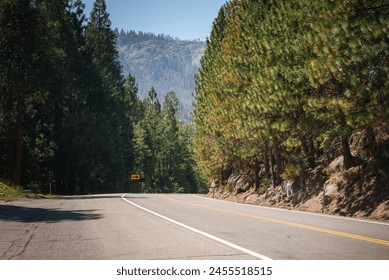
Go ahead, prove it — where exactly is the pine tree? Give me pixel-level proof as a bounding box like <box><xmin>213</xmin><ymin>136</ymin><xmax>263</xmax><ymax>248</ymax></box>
<box><xmin>301</xmin><ymin>0</ymin><xmax>389</xmax><ymax>168</ymax></box>
<box><xmin>0</xmin><ymin>0</ymin><xmax>46</xmax><ymax>185</ymax></box>
<box><xmin>84</xmin><ymin>0</ymin><xmax>130</xmax><ymax>192</ymax></box>
<box><xmin>193</xmin><ymin>0</ymin><xmax>388</xmax><ymax>189</ymax></box>
<box><xmin>193</xmin><ymin>4</ymin><xmax>231</xmax><ymax>180</ymax></box>
<box><xmin>1</xmin><ymin>0</ymin><xmax>138</xmax><ymax>194</ymax></box>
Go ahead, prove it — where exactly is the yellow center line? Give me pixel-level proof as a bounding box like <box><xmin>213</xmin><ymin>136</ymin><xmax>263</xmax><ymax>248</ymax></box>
<box><xmin>159</xmin><ymin>194</ymin><xmax>389</xmax><ymax>246</ymax></box>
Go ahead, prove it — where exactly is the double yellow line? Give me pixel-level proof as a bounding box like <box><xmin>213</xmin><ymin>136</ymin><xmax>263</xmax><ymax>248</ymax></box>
<box><xmin>160</xmin><ymin>194</ymin><xmax>389</xmax><ymax>246</ymax></box>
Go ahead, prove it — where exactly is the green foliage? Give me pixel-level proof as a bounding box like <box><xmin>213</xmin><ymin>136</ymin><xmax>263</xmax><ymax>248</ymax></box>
<box><xmin>0</xmin><ymin>182</ymin><xmax>24</xmax><ymax>201</ymax></box>
<box><xmin>261</xmin><ymin>178</ymin><xmax>273</xmax><ymax>187</ymax></box>
<box><xmin>193</xmin><ymin>0</ymin><xmax>388</xmax><ymax>183</ymax></box>
<box><xmin>0</xmin><ymin>0</ymin><xmax>204</xmax><ymax>195</ymax></box>
<box><xmin>281</xmin><ymin>164</ymin><xmax>301</xmax><ymax>180</ymax></box>
<box><xmin>133</xmin><ymin>90</ymin><xmax>206</xmax><ymax>193</ymax></box>
<box><xmin>0</xmin><ymin>0</ymin><xmax>132</xmax><ymax>193</ymax></box>
<box><xmin>0</xmin><ymin>181</ymin><xmax>56</xmax><ymax>201</ymax></box>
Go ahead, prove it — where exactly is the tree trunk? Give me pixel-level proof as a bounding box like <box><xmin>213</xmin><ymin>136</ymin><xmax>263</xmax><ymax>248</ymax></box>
<box><xmin>301</xmin><ymin>134</ymin><xmax>315</xmax><ymax>168</ymax></box>
<box><xmin>309</xmin><ymin>135</ymin><xmax>316</xmax><ymax>162</ymax></box>
<box><xmin>269</xmin><ymin>149</ymin><xmax>276</xmax><ymax>186</ymax></box>
<box><xmin>263</xmin><ymin>142</ymin><xmax>270</xmax><ymax>179</ymax></box>
<box><xmin>338</xmin><ymin>112</ymin><xmax>355</xmax><ymax>170</ymax></box>
<box><xmin>7</xmin><ymin>99</ymin><xmax>24</xmax><ymax>186</ymax></box>
<box><xmin>273</xmin><ymin>138</ymin><xmax>283</xmax><ymax>185</ymax></box>
<box><xmin>12</xmin><ymin>112</ymin><xmax>23</xmax><ymax>186</ymax></box>
<box><xmin>5</xmin><ymin>124</ymin><xmax>14</xmax><ymax>183</ymax></box>
<box><xmin>341</xmin><ymin>135</ymin><xmax>355</xmax><ymax>169</ymax></box>
<box><xmin>336</xmin><ymin>82</ymin><xmax>355</xmax><ymax>170</ymax></box>
<box><xmin>254</xmin><ymin>160</ymin><xmax>260</xmax><ymax>190</ymax></box>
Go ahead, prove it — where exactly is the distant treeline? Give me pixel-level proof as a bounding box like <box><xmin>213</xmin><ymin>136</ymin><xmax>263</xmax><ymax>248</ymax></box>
<box><xmin>115</xmin><ymin>29</ymin><xmax>202</xmax><ymax>45</ymax></box>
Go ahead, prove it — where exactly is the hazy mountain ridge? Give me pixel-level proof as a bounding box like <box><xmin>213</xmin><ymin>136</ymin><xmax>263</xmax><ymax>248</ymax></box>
<box><xmin>115</xmin><ymin>29</ymin><xmax>205</xmax><ymax>121</ymax></box>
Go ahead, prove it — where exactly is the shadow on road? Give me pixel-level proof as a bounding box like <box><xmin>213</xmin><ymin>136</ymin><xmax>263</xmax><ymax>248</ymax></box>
<box><xmin>0</xmin><ymin>205</ymin><xmax>103</xmax><ymax>223</ymax></box>
<box><xmin>58</xmin><ymin>194</ymin><xmax>149</xmax><ymax>200</ymax></box>
<box><xmin>59</xmin><ymin>195</ymin><xmax>122</xmax><ymax>200</ymax></box>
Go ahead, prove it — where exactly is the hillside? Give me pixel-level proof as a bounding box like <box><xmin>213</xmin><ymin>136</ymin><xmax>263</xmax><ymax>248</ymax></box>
<box><xmin>115</xmin><ymin>29</ymin><xmax>205</xmax><ymax>121</ymax></box>
<box><xmin>194</xmin><ymin>1</ymin><xmax>389</xmax><ymax>221</ymax></box>
<box><xmin>208</xmin><ymin>127</ymin><xmax>389</xmax><ymax>221</ymax></box>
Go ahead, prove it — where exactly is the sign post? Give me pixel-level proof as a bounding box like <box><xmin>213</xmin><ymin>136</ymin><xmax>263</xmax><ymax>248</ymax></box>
<box><xmin>129</xmin><ymin>174</ymin><xmax>141</xmax><ymax>193</ymax></box>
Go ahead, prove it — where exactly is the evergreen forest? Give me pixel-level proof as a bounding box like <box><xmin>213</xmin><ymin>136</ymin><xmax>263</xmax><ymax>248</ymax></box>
<box><xmin>193</xmin><ymin>0</ymin><xmax>388</xmax><ymax>208</ymax></box>
<box><xmin>0</xmin><ymin>0</ymin><xmax>205</xmax><ymax>194</ymax></box>
<box><xmin>1</xmin><ymin>0</ymin><xmax>388</xmax><ymax>211</ymax></box>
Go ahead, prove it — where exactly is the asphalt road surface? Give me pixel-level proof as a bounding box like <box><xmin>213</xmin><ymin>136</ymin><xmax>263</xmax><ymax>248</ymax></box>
<box><xmin>0</xmin><ymin>193</ymin><xmax>388</xmax><ymax>260</ymax></box>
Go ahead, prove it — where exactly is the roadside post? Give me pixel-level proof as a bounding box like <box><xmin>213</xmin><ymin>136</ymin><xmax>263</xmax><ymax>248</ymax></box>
<box><xmin>322</xmin><ymin>185</ymin><xmax>326</xmax><ymax>213</ymax></box>
<box><xmin>129</xmin><ymin>174</ymin><xmax>141</xmax><ymax>193</ymax></box>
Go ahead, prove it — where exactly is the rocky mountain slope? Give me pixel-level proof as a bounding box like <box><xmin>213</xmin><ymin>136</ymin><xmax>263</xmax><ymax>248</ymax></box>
<box><xmin>115</xmin><ymin>30</ymin><xmax>205</xmax><ymax>121</ymax></box>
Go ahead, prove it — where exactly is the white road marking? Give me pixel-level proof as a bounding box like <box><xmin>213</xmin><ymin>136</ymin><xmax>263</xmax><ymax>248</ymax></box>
<box><xmin>194</xmin><ymin>195</ymin><xmax>389</xmax><ymax>226</ymax></box>
<box><xmin>121</xmin><ymin>194</ymin><xmax>272</xmax><ymax>260</ymax></box>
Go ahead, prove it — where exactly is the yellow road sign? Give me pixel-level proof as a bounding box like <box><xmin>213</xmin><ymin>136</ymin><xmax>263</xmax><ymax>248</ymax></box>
<box><xmin>131</xmin><ymin>174</ymin><xmax>141</xmax><ymax>180</ymax></box>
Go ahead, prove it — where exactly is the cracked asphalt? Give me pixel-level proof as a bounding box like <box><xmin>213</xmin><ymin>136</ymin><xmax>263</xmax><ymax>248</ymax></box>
<box><xmin>1</xmin><ymin>193</ymin><xmax>388</xmax><ymax>259</ymax></box>
<box><xmin>0</xmin><ymin>194</ymin><xmax>253</xmax><ymax>260</ymax></box>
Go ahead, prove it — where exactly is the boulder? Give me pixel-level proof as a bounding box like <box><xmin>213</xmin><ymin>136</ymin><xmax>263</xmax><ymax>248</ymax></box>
<box><xmin>210</xmin><ymin>180</ymin><xmax>217</xmax><ymax>189</ymax></box>
<box><xmin>281</xmin><ymin>180</ymin><xmax>295</xmax><ymax>198</ymax></box>
<box><xmin>228</xmin><ymin>175</ymin><xmax>240</xmax><ymax>189</ymax></box>
<box><xmin>233</xmin><ymin>175</ymin><xmax>254</xmax><ymax>195</ymax></box>
<box><xmin>324</xmin><ymin>181</ymin><xmax>337</xmax><ymax>196</ymax></box>
<box><xmin>291</xmin><ymin>191</ymin><xmax>306</xmax><ymax>206</ymax></box>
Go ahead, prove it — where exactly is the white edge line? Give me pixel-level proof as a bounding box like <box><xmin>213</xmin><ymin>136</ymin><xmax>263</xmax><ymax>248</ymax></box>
<box><xmin>193</xmin><ymin>195</ymin><xmax>389</xmax><ymax>226</ymax></box>
<box><xmin>121</xmin><ymin>194</ymin><xmax>272</xmax><ymax>260</ymax></box>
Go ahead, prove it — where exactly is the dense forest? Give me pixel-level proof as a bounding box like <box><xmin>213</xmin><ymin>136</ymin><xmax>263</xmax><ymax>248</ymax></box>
<box><xmin>193</xmin><ymin>0</ymin><xmax>388</xmax><ymax>216</ymax></box>
<box><xmin>1</xmin><ymin>0</ymin><xmax>388</xmax><ymax>211</ymax></box>
<box><xmin>0</xmin><ymin>0</ymin><xmax>205</xmax><ymax>194</ymax></box>
<box><xmin>115</xmin><ymin>29</ymin><xmax>205</xmax><ymax>122</ymax></box>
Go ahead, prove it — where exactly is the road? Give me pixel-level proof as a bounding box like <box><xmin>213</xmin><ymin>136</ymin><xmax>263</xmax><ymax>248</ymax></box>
<box><xmin>0</xmin><ymin>193</ymin><xmax>388</xmax><ymax>259</ymax></box>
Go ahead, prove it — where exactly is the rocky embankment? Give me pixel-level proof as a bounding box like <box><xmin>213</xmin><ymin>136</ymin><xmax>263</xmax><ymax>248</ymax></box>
<box><xmin>207</xmin><ymin>130</ymin><xmax>389</xmax><ymax>221</ymax></box>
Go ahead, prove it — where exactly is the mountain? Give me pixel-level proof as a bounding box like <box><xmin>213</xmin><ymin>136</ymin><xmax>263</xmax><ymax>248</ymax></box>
<box><xmin>115</xmin><ymin>29</ymin><xmax>205</xmax><ymax>121</ymax></box>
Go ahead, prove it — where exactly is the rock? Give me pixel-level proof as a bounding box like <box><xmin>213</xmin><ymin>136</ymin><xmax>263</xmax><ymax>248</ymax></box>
<box><xmin>320</xmin><ymin>194</ymin><xmax>332</xmax><ymax>206</ymax></box>
<box><xmin>281</xmin><ymin>180</ymin><xmax>295</xmax><ymax>197</ymax></box>
<box><xmin>329</xmin><ymin>156</ymin><xmax>344</xmax><ymax>173</ymax></box>
<box><xmin>369</xmin><ymin>200</ymin><xmax>389</xmax><ymax>221</ymax></box>
<box><xmin>210</xmin><ymin>179</ymin><xmax>218</xmax><ymax>189</ymax></box>
<box><xmin>228</xmin><ymin>175</ymin><xmax>240</xmax><ymax>194</ymax></box>
<box><xmin>233</xmin><ymin>175</ymin><xmax>254</xmax><ymax>195</ymax></box>
<box><xmin>349</xmin><ymin>128</ymin><xmax>377</xmax><ymax>160</ymax></box>
<box><xmin>265</xmin><ymin>186</ymin><xmax>275</xmax><ymax>199</ymax></box>
<box><xmin>326</xmin><ymin>185</ymin><xmax>337</xmax><ymax>196</ymax></box>
<box><xmin>323</xmin><ymin>181</ymin><xmax>337</xmax><ymax>195</ymax></box>
<box><xmin>291</xmin><ymin>194</ymin><xmax>298</xmax><ymax>205</ymax></box>
<box><xmin>291</xmin><ymin>191</ymin><xmax>306</xmax><ymax>206</ymax></box>
<box><xmin>297</xmin><ymin>191</ymin><xmax>306</xmax><ymax>204</ymax></box>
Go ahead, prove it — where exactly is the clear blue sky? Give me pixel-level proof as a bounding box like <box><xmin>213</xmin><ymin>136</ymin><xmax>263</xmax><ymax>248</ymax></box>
<box><xmin>82</xmin><ymin>0</ymin><xmax>227</xmax><ymax>40</ymax></box>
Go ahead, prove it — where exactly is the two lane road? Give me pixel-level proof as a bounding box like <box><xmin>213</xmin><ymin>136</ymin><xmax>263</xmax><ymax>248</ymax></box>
<box><xmin>0</xmin><ymin>193</ymin><xmax>388</xmax><ymax>259</ymax></box>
